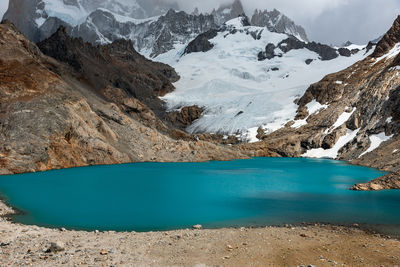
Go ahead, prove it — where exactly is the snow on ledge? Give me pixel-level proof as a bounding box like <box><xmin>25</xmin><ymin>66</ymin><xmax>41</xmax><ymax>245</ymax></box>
<box><xmin>373</xmin><ymin>43</ymin><xmax>400</xmax><ymax>65</ymax></box>
<box><xmin>359</xmin><ymin>132</ymin><xmax>394</xmax><ymax>158</ymax></box>
<box><xmin>302</xmin><ymin>128</ymin><xmax>360</xmax><ymax>159</ymax></box>
<box><xmin>292</xmin><ymin>100</ymin><xmax>328</xmax><ymax>129</ymax></box>
<box><xmin>325</xmin><ymin>107</ymin><xmax>356</xmax><ymax>134</ymax></box>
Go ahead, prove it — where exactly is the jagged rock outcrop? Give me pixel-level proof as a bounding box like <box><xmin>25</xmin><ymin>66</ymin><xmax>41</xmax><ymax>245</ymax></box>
<box><xmin>258</xmin><ymin>37</ymin><xmax>341</xmax><ymax>61</ymax></box>
<box><xmin>37</xmin><ymin>26</ymin><xmax>178</xmax><ymax>118</ymax></box>
<box><xmin>0</xmin><ymin>21</ymin><xmax>246</xmax><ymax>175</ymax></box>
<box><xmin>371</xmin><ymin>15</ymin><xmax>400</xmax><ymax>58</ymax></box>
<box><xmin>184</xmin><ymin>29</ymin><xmax>218</xmax><ymax>54</ymax></box>
<box><xmin>251</xmin><ymin>9</ymin><xmax>309</xmax><ymax>42</ymax></box>
<box><xmin>70</xmin><ymin>8</ymin><xmax>218</xmax><ymax>57</ymax></box>
<box><xmin>212</xmin><ymin>0</ymin><xmax>245</xmax><ymax>25</ymax></box>
<box><xmin>166</xmin><ymin>106</ymin><xmax>204</xmax><ymax>129</ymax></box>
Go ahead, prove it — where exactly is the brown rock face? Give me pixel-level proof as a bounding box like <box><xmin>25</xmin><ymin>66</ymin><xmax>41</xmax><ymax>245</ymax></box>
<box><xmin>37</xmin><ymin>27</ymin><xmax>179</xmax><ymax>119</ymax></box>
<box><xmin>166</xmin><ymin>106</ymin><xmax>204</xmax><ymax>129</ymax></box>
<box><xmin>351</xmin><ymin>172</ymin><xmax>400</xmax><ymax>191</ymax></box>
<box><xmin>371</xmin><ymin>15</ymin><xmax>400</xmax><ymax>58</ymax></box>
<box><xmin>0</xmin><ymin>22</ymin><xmax>247</xmax><ymax>175</ymax></box>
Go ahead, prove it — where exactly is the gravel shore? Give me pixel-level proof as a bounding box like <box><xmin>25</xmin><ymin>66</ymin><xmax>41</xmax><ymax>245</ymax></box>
<box><xmin>1</xmin><ymin>201</ymin><xmax>399</xmax><ymax>266</ymax></box>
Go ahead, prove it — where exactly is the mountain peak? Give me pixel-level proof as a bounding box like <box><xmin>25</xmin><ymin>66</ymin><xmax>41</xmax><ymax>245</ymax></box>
<box><xmin>371</xmin><ymin>15</ymin><xmax>400</xmax><ymax>58</ymax></box>
<box><xmin>251</xmin><ymin>8</ymin><xmax>309</xmax><ymax>42</ymax></box>
<box><xmin>212</xmin><ymin>0</ymin><xmax>245</xmax><ymax>25</ymax></box>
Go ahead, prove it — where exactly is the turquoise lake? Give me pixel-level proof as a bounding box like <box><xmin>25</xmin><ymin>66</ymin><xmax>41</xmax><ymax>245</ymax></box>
<box><xmin>0</xmin><ymin>158</ymin><xmax>399</xmax><ymax>233</ymax></box>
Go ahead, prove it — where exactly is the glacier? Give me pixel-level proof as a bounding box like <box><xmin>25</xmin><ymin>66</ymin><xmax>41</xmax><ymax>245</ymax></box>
<box><xmin>157</xmin><ymin>18</ymin><xmax>372</xmax><ymax>142</ymax></box>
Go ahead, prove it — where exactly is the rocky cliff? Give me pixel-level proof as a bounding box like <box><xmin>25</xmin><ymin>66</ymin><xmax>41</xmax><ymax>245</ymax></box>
<box><xmin>0</xmin><ymin>21</ymin><xmax>246</xmax><ymax>175</ymax></box>
<box><xmin>240</xmin><ymin>16</ymin><xmax>400</xmax><ymax>190</ymax></box>
<box><xmin>251</xmin><ymin>9</ymin><xmax>309</xmax><ymax>42</ymax></box>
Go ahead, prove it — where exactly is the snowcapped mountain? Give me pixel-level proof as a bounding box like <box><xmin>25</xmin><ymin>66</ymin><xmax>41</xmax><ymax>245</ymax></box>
<box><xmin>2</xmin><ymin>0</ymin><xmax>373</xmax><ymax>142</ymax></box>
<box><xmin>156</xmin><ymin>16</ymin><xmax>371</xmax><ymax>141</ymax></box>
<box><xmin>4</xmin><ymin>0</ymin><xmax>311</xmax><ymax>58</ymax></box>
<box><xmin>211</xmin><ymin>0</ymin><xmax>246</xmax><ymax>25</ymax></box>
<box><xmin>251</xmin><ymin>9</ymin><xmax>309</xmax><ymax>42</ymax></box>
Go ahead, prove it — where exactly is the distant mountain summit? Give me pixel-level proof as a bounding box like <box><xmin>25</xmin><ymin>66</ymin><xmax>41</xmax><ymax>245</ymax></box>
<box><xmin>251</xmin><ymin>9</ymin><xmax>309</xmax><ymax>42</ymax></box>
<box><xmin>212</xmin><ymin>0</ymin><xmax>246</xmax><ymax>25</ymax></box>
<box><xmin>3</xmin><ymin>0</ymin><xmax>311</xmax><ymax>58</ymax></box>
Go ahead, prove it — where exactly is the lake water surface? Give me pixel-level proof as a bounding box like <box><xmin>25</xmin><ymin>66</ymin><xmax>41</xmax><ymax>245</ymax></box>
<box><xmin>0</xmin><ymin>158</ymin><xmax>399</xmax><ymax>233</ymax></box>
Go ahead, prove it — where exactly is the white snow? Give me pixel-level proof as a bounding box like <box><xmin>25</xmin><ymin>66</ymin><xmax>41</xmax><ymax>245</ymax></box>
<box><xmin>345</xmin><ymin>44</ymin><xmax>366</xmax><ymax>50</ymax></box>
<box><xmin>393</xmin><ymin>149</ymin><xmax>398</xmax><ymax>154</ymax></box>
<box><xmin>303</xmin><ymin>129</ymin><xmax>360</xmax><ymax>159</ymax></box>
<box><xmin>292</xmin><ymin>100</ymin><xmax>328</xmax><ymax>129</ymax></box>
<box><xmin>96</xmin><ymin>8</ymin><xmax>159</xmax><ymax>24</ymax></box>
<box><xmin>359</xmin><ymin>132</ymin><xmax>394</xmax><ymax>158</ymax></box>
<box><xmin>157</xmin><ymin>19</ymin><xmax>371</xmax><ymax>137</ymax></box>
<box><xmin>386</xmin><ymin>117</ymin><xmax>393</xmax><ymax>124</ymax></box>
<box><xmin>42</xmin><ymin>0</ymin><xmax>89</xmax><ymax>26</ymax></box>
<box><xmin>35</xmin><ymin>17</ymin><xmax>47</xmax><ymax>27</ymax></box>
<box><xmin>225</xmin><ymin>17</ymin><xmax>248</xmax><ymax>27</ymax></box>
<box><xmin>324</xmin><ymin>107</ymin><xmax>356</xmax><ymax>134</ymax></box>
<box><xmin>335</xmin><ymin>80</ymin><xmax>343</xmax><ymax>84</ymax></box>
<box><xmin>374</xmin><ymin>43</ymin><xmax>400</xmax><ymax>64</ymax></box>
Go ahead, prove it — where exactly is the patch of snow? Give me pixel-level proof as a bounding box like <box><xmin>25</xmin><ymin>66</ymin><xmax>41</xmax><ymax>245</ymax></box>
<box><xmin>374</xmin><ymin>43</ymin><xmax>400</xmax><ymax>64</ymax></box>
<box><xmin>292</xmin><ymin>119</ymin><xmax>308</xmax><ymax>129</ymax></box>
<box><xmin>242</xmin><ymin>127</ymin><xmax>260</xmax><ymax>143</ymax></box>
<box><xmin>222</xmin><ymin>8</ymin><xmax>232</xmax><ymax>14</ymax></box>
<box><xmin>306</xmin><ymin>100</ymin><xmax>329</xmax><ymax>115</ymax></box>
<box><xmin>292</xmin><ymin>100</ymin><xmax>328</xmax><ymax>129</ymax></box>
<box><xmin>43</xmin><ymin>0</ymin><xmax>89</xmax><ymax>26</ymax></box>
<box><xmin>386</xmin><ymin>117</ymin><xmax>393</xmax><ymax>124</ymax></box>
<box><xmin>35</xmin><ymin>17</ymin><xmax>47</xmax><ymax>27</ymax></box>
<box><xmin>303</xmin><ymin>129</ymin><xmax>360</xmax><ymax>159</ymax></box>
<box><xmin>345</xmin><ymin>44</ymin><xmax>366</xmax><ymax>50</ymax></box>
<box><xmin>96</xmin><ymin>8</ymin><xmax>159</xmax><ymax>24</ymax></box>
<box><xmin>325</xmin><ymin>107</ymin><xmax>356</xmax><ymax>134</ymax></box>
<box><xmin>359</xmin><ymin>132</ymin><xmax>394</xmax><ymax>158</ymax></box>
<box><xmin>393</xmin><ymin>149</ymin><xmax>398</xmax><ymax>154</ymax></box>
<box><xmin>225</xmin><ymin>17</ymin><xmax>248</xmax><ymax>28</ymax></box>
<box><xmin>335</xmin><ymin>80</ymin><xmax>343</xmax><ymax>84</ymax></box>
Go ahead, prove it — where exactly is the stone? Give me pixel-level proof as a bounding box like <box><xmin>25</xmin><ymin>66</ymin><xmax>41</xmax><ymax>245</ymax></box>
<box><xmin>47</xmin><ymin>241</ymin><xmax>65</xmax><ymax>252</ymax></box>
<box><xmin>192</xmin><ymin>224</ymin><xmax>203</xmax><ymax>230</ymax></box>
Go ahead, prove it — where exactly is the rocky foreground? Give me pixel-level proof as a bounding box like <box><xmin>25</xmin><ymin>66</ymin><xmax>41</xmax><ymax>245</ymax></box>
<box><xmin>0</xmin><ymin>202</ymin><xmax>399</xmax><ymax>267</ymax></box>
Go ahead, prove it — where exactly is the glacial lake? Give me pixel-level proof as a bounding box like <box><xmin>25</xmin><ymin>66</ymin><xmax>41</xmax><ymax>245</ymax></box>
<box><xmin>0</xmin><ymin>158</ymin><xmax>399</xmax><ymax>234</ymax></box>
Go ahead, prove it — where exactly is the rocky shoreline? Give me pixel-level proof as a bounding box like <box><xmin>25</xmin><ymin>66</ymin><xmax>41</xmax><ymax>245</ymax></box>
<box><xmin>1</xmin><ymin>201</ymin><xmax>399</xmax><ymax>267</ymax></box>
<box><xmin>351</xmin><ymin>172</ymin><xmax>400</xmax><ymax>191</ymax></box>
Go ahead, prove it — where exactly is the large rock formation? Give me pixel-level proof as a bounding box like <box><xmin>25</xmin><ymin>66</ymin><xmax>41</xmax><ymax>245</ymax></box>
<box><xmin>251</xmin><ymin>9</ymin><xmax>309</xmax><ymax>42</ymax></box>
<box><xmin>0</xmin><ymin>21</ymin><xmax>246</xmax><ymax>175</ymax></box>
<box><xmin>37</xmin><ymin>26</ymin><xmax>178</xmax><ymax>118</ymax></box>
<box><xmin>212</xmin><ymin>0</ymin><xmax>246</xmax><ymax>25</ymax></box>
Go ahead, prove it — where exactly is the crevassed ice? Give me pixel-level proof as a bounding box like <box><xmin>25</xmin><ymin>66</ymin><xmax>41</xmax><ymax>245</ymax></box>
<box><xmin>157</xmin><ymin>19</ymin><xmax>370</xmax><ymax>140</ymax></box>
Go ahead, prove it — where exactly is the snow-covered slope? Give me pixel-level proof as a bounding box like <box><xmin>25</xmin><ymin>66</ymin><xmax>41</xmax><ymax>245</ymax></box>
<box><xmin>157</xmin><ymin>17</ymin><xmax>371</xmax><ymax>141</ymax></box>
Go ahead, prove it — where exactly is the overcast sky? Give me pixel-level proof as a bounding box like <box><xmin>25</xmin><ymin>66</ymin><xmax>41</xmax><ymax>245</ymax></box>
<box><xmin>1</xmin><ymin>0</ymin><xmax>399</xmax><ymax>45</ymax></box>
